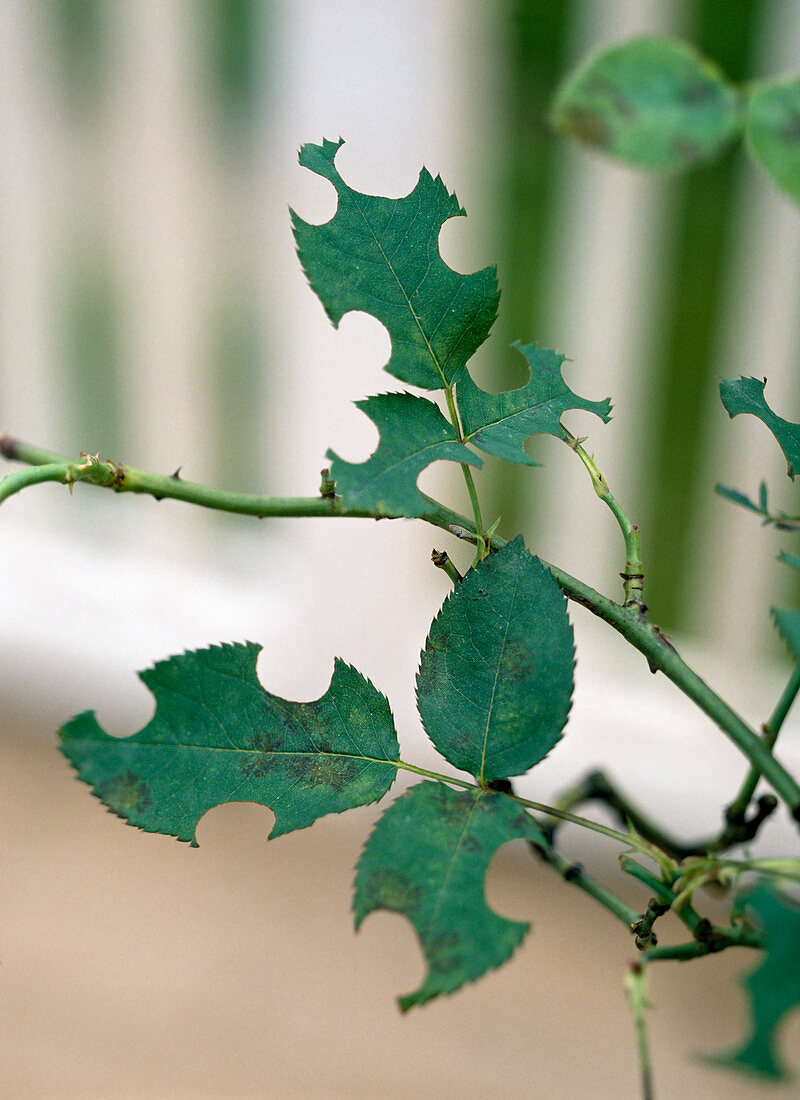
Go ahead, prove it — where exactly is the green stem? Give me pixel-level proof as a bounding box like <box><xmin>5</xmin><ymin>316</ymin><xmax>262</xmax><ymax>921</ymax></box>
<box><xmin>544</xmin><ymin>768</ymin><xmax>778</xmax><ymax>859</ymax></box>
<box><xmin>631</xmin><ymin>899</ymin><xmax>671</xmax><ymax>950</ymax></box>
<box><xmin>430</xmin><ymin>549</ymin><xmax>462</xmax><ymax>585</ymax></box>
<box><xmin>0</xmin><ymin>463</ymin><xmax>73</xmax><ymax>503</ymax></box>
<box><xmin>564</xmin><ymin>429</ymin><xmax>644</xmax><ymax>611</ymax></box>
<box><xmin>442</xmin><ymin>388</ymin><xmax>486</xmax><ymax>559</ymax></box>
<box><xmin>724</xmin><ymin>662</ymin><xmax>800</xmax><ymax>825</ymax></box>
<box><xmin>620</xmin><ymin>857</ymin><xmax>705</xmax><ymax>938</ymax></box>
<box><xmin>5</xmin><ymin>435</ymin><xmax>800</xmax><ymax>821</ymax></box>
<box><xmin>625</xmin><ymin>963</ymin><xmax>654</xmax><ymax>1100</ymax></box>
<box><xmin>531</xmin><ymin>838</ymin><xmax>641</xmax><ymax>928</ymax></box>
<box><xmin>642</xmin><ymin>925</ymin><xmax>763</xmax><ymax>962</ymax></box>
<box><xmin>396</xmin><ymin>760</ymin><xmax>634</xmax><ymax>847</ymax></box>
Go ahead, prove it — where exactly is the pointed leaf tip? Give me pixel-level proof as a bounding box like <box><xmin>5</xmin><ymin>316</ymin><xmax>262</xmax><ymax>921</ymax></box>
<box><xmin>292</xmin><ymin>139</ymin><xmax>499</xmax><ymax>390</ymax></box>
<box><xmin>60</xmin><ymin>643</ymin><xmax>400</xmax><ymax>844</ymax></box>
<box><xmin>354</xmin><ymin>782</ymin><xmax>545</xmax><ymax>1009</ymax></box>
<box><xmin>417</xmin><ymin>537</ymin><xmax>574</xmax><ymax>781</ymax></box>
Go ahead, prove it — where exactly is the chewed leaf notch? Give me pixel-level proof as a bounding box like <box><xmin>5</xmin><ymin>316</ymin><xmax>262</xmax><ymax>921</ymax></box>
<box><xmin>458</xmin><ymin>342</ymin><xmax>612</xmax><ymax>466</ymax></box>
<box><xmin>712</xmin><ymin>886</ymin><xmax>800</xmax><ymax>1078</ymax></box>
<box><xmin>327</xmin><ymin>392</ymin><xmax>482</xmax><ymax>517</ymax></box>
<box><xmin>292</xmin><ymin>137</ymin><xmax>499</xmax><ymax>390</ymax></box>
<box><xmin>60</xmin><ymin>642</ymin><xmax>400</xmax><ymax>845</ymax></box>
<box><xmin>354</xmin><ymin>782</ymin><xmax>545</xmax><ymax>1010</ymax></box>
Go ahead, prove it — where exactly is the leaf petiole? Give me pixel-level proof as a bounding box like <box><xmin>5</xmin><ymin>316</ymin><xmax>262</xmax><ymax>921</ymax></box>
<box><xmin>563</xmin><ymin>427</ymin><xmax>645</xmax><ymax>611</ymax></box>
<box><xmin>443</xmin><ymin>384</ymin><xmax>487</xmax><ymax>561</ymax></box>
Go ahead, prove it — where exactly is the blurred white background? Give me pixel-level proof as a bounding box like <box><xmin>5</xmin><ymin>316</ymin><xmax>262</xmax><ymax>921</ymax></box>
<box><xmin>2</xmin><ymin>2</ymin><xmax>800</xmax><ymax>1096</ymax></box>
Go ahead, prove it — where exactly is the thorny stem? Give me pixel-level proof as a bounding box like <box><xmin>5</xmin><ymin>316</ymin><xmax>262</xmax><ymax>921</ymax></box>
<box><xmin>4</xmin><ymin>435</ymin><xmax>800</xmax><ymax>822</ymax></box>
<box><xmin>563</xmin><ymin>428</ymin><xmax>645</xmax><ymax>611</ymax></box>
<box><xmin>442</xmin><ymin>386</ymin><xmax>487</xmax><ymax>561</ymax></box>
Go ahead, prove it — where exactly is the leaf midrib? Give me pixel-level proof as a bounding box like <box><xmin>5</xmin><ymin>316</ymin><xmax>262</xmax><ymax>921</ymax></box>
<box><xmin>351</xmin><ymin>190</ymin><xmax>449</xmax><ymax>387</ymax></box>
<box><xmin>478</xmin><ymin>572</ymin><xmax>520</xmax><ymax>783</ymax></box>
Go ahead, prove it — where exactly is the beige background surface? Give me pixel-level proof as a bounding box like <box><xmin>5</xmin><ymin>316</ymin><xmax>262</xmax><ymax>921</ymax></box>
<box><xmin>4</xmin><ymin>713</ymin><xmax>800</xmax><ymax>1100</ymax></box>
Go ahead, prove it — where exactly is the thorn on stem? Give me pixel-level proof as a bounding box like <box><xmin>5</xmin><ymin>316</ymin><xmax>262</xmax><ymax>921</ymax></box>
<box><xmin>319</xmin><ymin>468</ymin><xmax>336</xmax><ymax>499</ymax></box>
<box><xmin>431</xmin><ymin>549</ymin><xmax>462</xmax><ymax>585</ymax></box>
<box><xmin>0</xmin><ymin>434</ymin><xmax>20</xmax><ymax>460</ymax></box>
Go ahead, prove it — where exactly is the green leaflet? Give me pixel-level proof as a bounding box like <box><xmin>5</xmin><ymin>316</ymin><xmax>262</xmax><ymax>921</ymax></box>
<box><xmin>551</xmin><ymin>36</ymin><xmax>742</xmax><ymax>172</ymax></box>
<box><xmin>416</xmin><ymin>537</ymin><xmax>574</xmax><ymax>781</ymax></box>
<box><xmin>327</xmin><ymin>392</ymin><xmax>481</xmax><ymax>517</ymax></box>
<box><xmin>353</xmin><ymin>781</ymin><xmax>544</xmax><ymax>1010</ymax></box>
<box><xmin>720</xmin><ymin>376</ymin><xmax>800</xmax><ymax>479</ymax></box>
<box><xmin>715</xmin><ymin>482</ymin><xmax>766</xmax><ymax>518</ymax></box>
<box><xmin>747</xmin><ymin>76</ymin><xmax>800</xmax><ymax>205</ymax></box>
<box><xmin>779</xmin><ymin>551</ymin><xmax>800</xmax><ymax>574</ymax></box>
<box><xmin>713</xmin><ymin>886</ymin><xmax>800</xmax><ymax>1078</ymax></box>
<box><xmin>458</xmin><ymin>342</ymin><xmax>612</xmax><ymax>466</ymax></box>
<box><xmin>60</xmin><ymin>643</ymin><xmax>399</xmax><ymax>845</ymax></box>
<box><xmin>773</xmin><ymin>607</ymin><xmax>800</xmax><ymax>662</ymax></box>
<box><xmin>291</xmin><ymin>138</ymin><xmax>499</xmax><ymax>390</ymax></box>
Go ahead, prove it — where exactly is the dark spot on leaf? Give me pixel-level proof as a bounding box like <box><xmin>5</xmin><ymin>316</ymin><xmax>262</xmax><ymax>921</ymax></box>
<box><xmin>98</xmin><ymin>771</ymin><xmax>152</xmax><ymax>819</ymax></box>
<box><xmin>497</xmin><ymin>639</ymin><xmax>536</xmax><ymax>685</ymax></box>
<box><xmin>780</xmin><ymin>112</ymin><xmax>800</xmax><ymax>145</ymax></box>
<box><xmin>584</xmin><ymin>74</ymin><xmax>635</xmax><ymax>118</ymax></box>
<box><xmin>426</xmin><ymin>929</ymin><xmax>465</xmax><ymax>973</ymax></box>
<box><xmin>429</xmin><ymin>784</ymin><xmax>473</xmax><ymax>825</ymax></box>
<box><xmin>461</xmin><ymin>835</ymin><xmax>482</xmax><ymax>854</ymax></box>
<box><xmin>361</xmin><ymin>867</ymin><xmax>423</xmax><ymax>913</ymax></box>
<box><xmin>672</xmin><ymin>136</ymin><xmax>705</xmax><ymax>166</ymax></box>
<box><xmin>510</xmin><ymin>811</ymin><xmax>532</xmax><ymax>832</ymax></box>
<box><xmin>291</xmin><ymin>754</ymin><xmax>363</xmax><ymax>792</ymax></box>
<box><xmin>560</xmin><ymin>106</ymin><xmax>610</xmax><ymax>148</ymax></box>
<box><xmin>680</xmin><ymin>78</ymin><xmax>717</xmax><ymax>106</ymax></box>
<box><xmin>241</xmin><ymin>730</ymin><xmax>284</xmax><ymax>777</ymax></box>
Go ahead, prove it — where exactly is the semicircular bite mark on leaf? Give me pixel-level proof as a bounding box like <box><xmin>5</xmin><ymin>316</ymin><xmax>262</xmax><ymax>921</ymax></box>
<box><xmin>60</xmin><ymin>643</ymin><xmax>400</xmax><ymax>845</ymax></box>
<box><xmin>551</xmin><ymin>36</ymin><xmax>743</xmax><ymax>172</ymax></box>
<box><xmin>353</xmin><ymin>781</ymin><xmax>545</xmax><ymax>1010</ymax></box>
<box><xmin>327</xmin><ymin>392</ymin><xmax>482</xmax><ymax>517</ymax></box>
<box><xmin>747</xmin><ymin>75</ymin><xmax>800</xmax><ymax>205</ymax></box>
<box><xmin>291</xmin><ymin>137</ymin><xmax>499</xmax><ymax>390</ymax></box>
<box><xmin>458</xmin><ymin>342</ymin><xmax>612</xmax><ymax>466</ymax></box>
<box><xmin>416</xmin><ymin>537</ymin><xmax>574</xmax><ymax>782</ymax></box>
